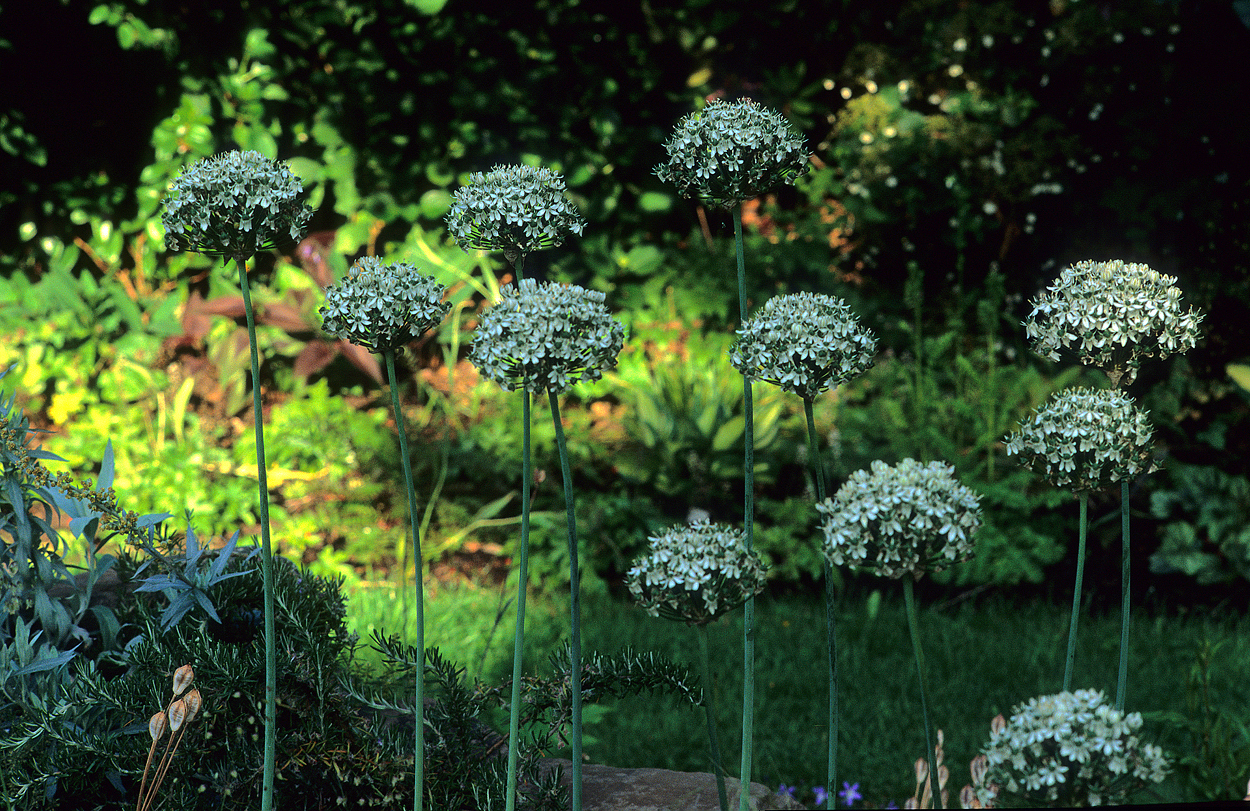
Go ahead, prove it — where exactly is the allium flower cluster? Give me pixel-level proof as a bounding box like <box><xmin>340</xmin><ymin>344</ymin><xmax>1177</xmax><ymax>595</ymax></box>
<box><xmin>162</xmin><ymin>150</ymin><xmax>312</xmax><ymax>258</ymax></box>
<box><xmin>817</xmin><ymin>459</ymin><xmax>981</xmax><ymax>580</ymax></box>
<box><xmin>1004</xmin><ymin>387</ymin><xmax>1154</xmax><ymax>492</ymax></box>
<box><xmin>626</xmin><ymin>520</ymin><xmax>768</xmax><ymax>626</ymax></box>
<box><xmin>730</xmin><ymin>292</ymin><xmax>876</xmax><ymax>398</ymax></box>
<box><xmin>319</xmin><ymin>257</ymin><xmax>451</xmax><ymax>352</ymax></box>
<box><xmin>445</xmin><ymin>165</ymin><xmax>586</xmax><ymax>265</ymax></box>
<box><xmin>977</xmin><ymin>689</ymin><xmax>1169</xmax><ymax>807</ymax></box>
<box><xmin>469</xmin><ymin>278</ymin><xmax>624</xmax><ymax>394</ymax></box>
<box><xmin>1024</xmin><ymin>259</ymin><xmax>1203</xmax><ymax>386</ymax></box>
<box><xmin>655</xmin><ymin>98</ymin><xmax>810</xmax><ymax>209</ymax></box>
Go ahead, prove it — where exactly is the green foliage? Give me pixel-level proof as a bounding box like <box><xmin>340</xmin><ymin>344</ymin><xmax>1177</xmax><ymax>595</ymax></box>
<box><xmin>1149</xmin><ymin>461</ymin><xmax>1250</xmax><ymax>584</ymax></box>
<box><xmin>607</xmin><ymin>324</ymin><xmax>786</xmax><ymax>512</ymax></box>
<box><xmin>1149</xmin><ymin>637</ymin><xmax>1250</xmax><ymax>801</ymax></box>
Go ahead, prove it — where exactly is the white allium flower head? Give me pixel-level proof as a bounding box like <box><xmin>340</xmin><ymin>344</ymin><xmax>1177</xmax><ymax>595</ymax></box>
<box><xmin>445</xmin><ymin>164</ymin><xmax>585</xmax><ymax>266</ymax></box>
<box><xmin>731</xmin><ymin>292</ymin><xmax>876</xmax><ymax>398</ymax></box>
<box><xmin>1024</xmin><ymin>259</ymin><xmax>1203</xmax><ymax>386</ymax></box>
<box><xmin>1004</xmin><ymin>387</ymin><xmax>1154</xmax><ymax>492</ymax></box>
<box><xmin>319</xmin><ymin>257</ymin><xmax>451</xmax><ymax>352</ymax></box>
<box><xmin>162</xmin><ymin>150</ymin><xmax>313</xmax><ymax>258</ymax></box>
<box><xmin>655</xmin><ymin>98</ymin><xmax>810</xmax><ymax>209</ymax></box>
<box><xmin>469</xmin><ymin>278</ymin><xmax>625</xmax><ymax>394</ymax></box>
<box><xmin>816</xmin><ymin>458</ymin><xmax>981</xmax><ymax>580</ymax></box>
<box><xmin>978</xmin><ymin>689</ymin><xmax>1170</xmax><ymax>807</ymax></box>
<box><xmin>626</xmin><ymin>519</ymin><xmax>768</xmax><ymax>625</ymax></box>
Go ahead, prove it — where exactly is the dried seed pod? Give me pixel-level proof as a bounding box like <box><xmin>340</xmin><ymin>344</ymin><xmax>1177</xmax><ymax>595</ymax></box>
<box><xmin>970</xmin><ymin>753</ymin><xmax>989</xmax><ymax>786</ymax></box>
<box><xmin>172</xmin><ymin>664</ymin><xmax>194</xmax><ymax>696</ymax></box>
<box><xmin>168</xmin><ymin>698</ymin><xmax>187</xmax><ymax>732</ymax></box>
<box><xmin>149</xmin><ymin>711</ymin><xmax>168</xmax><ymax>742</ymax></box>
<box><xmin>914</xmin><ymin>756</ymin><xmax>929</xmax><ymax>784</ymax></box>
<box><xmin>182</xmin><ymin>688</ymin><xmax>203</xmax><ymax>724</ymax></box>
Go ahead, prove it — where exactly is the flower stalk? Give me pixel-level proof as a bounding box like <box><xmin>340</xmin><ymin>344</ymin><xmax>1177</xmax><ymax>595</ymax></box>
<box><xmin>162</xmin><ymin>151</ymin><xmax>312</xmax><ymax>811</ymax></box>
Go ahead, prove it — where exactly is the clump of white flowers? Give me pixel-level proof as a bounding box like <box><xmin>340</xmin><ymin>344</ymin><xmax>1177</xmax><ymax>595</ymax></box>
<box><xmin>626</xmin><ymin>520</ymin><xmax>768</xmax><ymax>626</ymax></box>
<box><xmin>162</xmin><ymin>150</ymin><xmax>312</xmax><ymax>258</ymax></box>
<box><xmin>1024</xmin><ymin>259</ymin><xmax>1203</xmax><ymax>387</ymax></box>
<box><xmin>469</xmin><ymin>278</ymin><xmax>624</xmax><ymax>394</ymax></box>
<box><xmin>730</xmin><ymin>292</ymin><xmax>876</xmax><ymax>399</ymax></box>
<box><xmin>654</xmin><ymin>98</ymin><xmax>810</xmax><ymax>208</ymax></box>
<box><xmin>976</xmin><ymin>689</ymin><xmax>1169</xmax><ymax>807</ymax></box>
<box><xmin>318</xmin><ymin>257</ymin><xmax>451</xmax><ymax>352</ymax></box>
<box><xmin>817</xmin><ymin>459</ymin><xmax>981</xmax><ymax>580</ymax></box>
<box><xmin>1004</xmin><ymin>387</ymin><xmax>1154</xmax><ymax>493</ymax></box>
<box><xmin>445</xmin><ymin>164</ymin><xmax>585</xmax><ymax>267</ymax></box>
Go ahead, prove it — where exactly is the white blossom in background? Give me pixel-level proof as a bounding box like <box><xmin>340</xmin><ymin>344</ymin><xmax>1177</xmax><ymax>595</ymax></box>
<box><xmin>654</xmin><ymin>98</ymin><xmax>810</xmax><ymax>209</ymax></box>
<box><xmin>816</xmin><ymin>458</ymin><xmax>981</xmax><ymax>580</ymax></box>
<box><xmin>977</xmin><ymin>689</ymin><xmax>1169</xmax><ymax>807</ymax></box>
<box><xmin>730</xmin><ymin>292</ymin><xmax>876</xmax><ymax>399</ymax></box>
<box><xmin>469</xmin><ymin>278</ymin><xmax>624</xmax><ymax>395</ymax></box>
<box><xmin>445</xmin><ymin>164</ymin><xmax>585</xmax><ymax>266</ymax></box>
<box><xmin>626</xmin><ymin>520</ymin><xmax>768</xmax><ymax>626</ymax></box>
<box><xmin>1024</xmin><ymin>259</ymin><xmax>1203</xmax><ymax>386</ymax></box>
<box><xmin>1004</xmin><ymin>387</ymin><xmax>1154</xmax><ymax>492</ymax></box>
<box><xmin>319</xmin><ymin>257</ymin><xmax>451</xmax><ymax>352</ymax></box>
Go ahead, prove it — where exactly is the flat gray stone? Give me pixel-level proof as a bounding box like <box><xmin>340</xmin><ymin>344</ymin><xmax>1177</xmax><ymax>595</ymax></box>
<box><xmin>540</xmin><ymin>759</ymin><xmax>807</xmax><ymax>811</ymax></box>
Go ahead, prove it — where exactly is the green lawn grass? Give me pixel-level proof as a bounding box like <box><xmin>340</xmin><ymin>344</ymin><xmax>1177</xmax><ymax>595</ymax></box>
<box><xmin>345</xmin><ymin>575</ymin><xmax>1250</xmax><ymax>808</ymax></box>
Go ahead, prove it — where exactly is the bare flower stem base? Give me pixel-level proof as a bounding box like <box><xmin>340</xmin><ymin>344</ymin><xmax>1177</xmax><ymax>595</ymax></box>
<box><xmin>733</xmin><ymin>206</ymin><xmax>757</xmax><ymax>811</ymax></box>
<box><xmin>234</xmin><ymin>256</ymin><xmax>278</xmax><ymax>811</ymax></box>
<box><xmin>1117</xmin><ymin>481</ymin><xmax>1130</xmax><ymax>711</ymax></box>
<box><xmin>505</xmin><ymin>392</ymin><xmax>533</xmax><ymax>811</ymax></box>
<box><xmin>383</xmin><ymin>348</ymin><xmax>426</xmax><ymax>811</ymax></box>
<box><xmin>697</xmin><ymin>624</ymin><xmax>730</xmax><ymax>811</ymax></box>
<box><xmin>903</xmin><ymin>577</ymin><xmax>942</xmax><ymax>810</ymax></box>
<box><xmin>1064</xmin><ymin>493</ymin><xmax>1089</xmax><ymax>692</ymax></box>
<box><xmin>804</xmin><ymin>398</ymin><xmax>838</xmax><ymax>810</ymax></box>
<box><xmin>548</xmin><ymin>389</ymin><xmax>584</xmax><ymax>811</ymax></box>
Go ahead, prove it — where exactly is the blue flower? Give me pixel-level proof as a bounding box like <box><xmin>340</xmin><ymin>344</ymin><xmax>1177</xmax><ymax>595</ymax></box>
<box><xmin>812</xmin><ymin>785</ymin><xmax>829</xmax><ymax>806</ymax></box>
<box><xmin>838</xmin><ymin>782</ymin><xmax>863</xmax><ymax>806</ymax></box>
<box><xmin>777</xmin><ymin>784</ymin><xmax>796</xmax><ymax>799</ymax></box>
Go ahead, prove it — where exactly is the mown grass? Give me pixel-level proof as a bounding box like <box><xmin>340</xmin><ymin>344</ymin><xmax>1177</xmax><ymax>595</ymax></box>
<box><xmin>344</xmin><ymin>574</ymin><xmax>1250</xmax><ymax>808</ymax></box>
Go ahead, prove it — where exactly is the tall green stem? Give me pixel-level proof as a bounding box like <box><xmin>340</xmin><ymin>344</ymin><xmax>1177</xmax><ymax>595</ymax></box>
<box><xmin>804</xmin><ymin>398</ymin><xmax>837</xmax><ymax>810</ymax></box>
<box><xmin>384</xmin><ymin>349</ymin><xmax>425</xmax><ymax>811</ymax></box>
<box><xmin>504</xmin><ymin>391</ymin><xmax>532</xmax><ymax>811</ymax></box>
<box><xmin>697</xmin><ymin>623</ymin><xmax>730</xmax><ymax>811</ymax></box>
<box><xmin>548</xmin><ymin>390</ymin><xmax>583</xmax><ymax>811</ymax></box>
<box><xmin>234</xmin><ymin>256</ymin><xmax>277</xmax><ymax>811</ymax></box>
<box><xmin>1116</xmin><ymin>481</ymin><xmax>1130</xmax><ymax>711</ymax></box>
<box><xmin>1064</xmin><ymin>492</ymin><xmax>1089</xmax><ymax>693</ymax></box>
<box><xmin>732</xmin><ymin>205</ymin><xmax>757</xmax><ymax>811</ymax></box>
<box><xmin>903</xmin><ymin>577</ymin><xmax>942</xmax><ymax>810</ymax></box>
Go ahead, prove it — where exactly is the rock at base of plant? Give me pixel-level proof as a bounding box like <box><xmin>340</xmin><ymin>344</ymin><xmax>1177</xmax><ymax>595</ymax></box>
<box><xmin>540</xmin><ymin>758</ymin><xmax>808</xmax><ymax>811</ymax></box>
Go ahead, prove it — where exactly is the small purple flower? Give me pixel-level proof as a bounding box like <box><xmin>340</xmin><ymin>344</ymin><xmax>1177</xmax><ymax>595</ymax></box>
<box><xmin>812</xmin><ymin>785</ymin><xmax>829</xmax><ymax>806</ymax></box>
<box><xmin>777</xmin><ymin>784</ymin><xmax>797</xmax><ymax>799</ymax></box>
<box><xmin>838</xmin><ymin>782</ymin><xmax>863</xmax><ymax>806</ymax></box>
